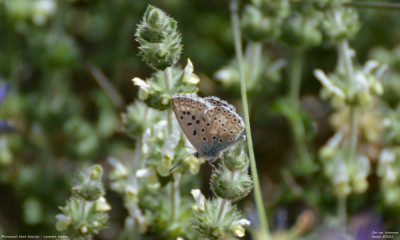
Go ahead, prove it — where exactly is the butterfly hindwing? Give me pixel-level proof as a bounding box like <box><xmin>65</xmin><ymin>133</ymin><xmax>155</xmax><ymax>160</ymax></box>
<box><xmin>204</xmin><ymin>96</ymin><xmax>236</xmax><ymax>111</ymax></box>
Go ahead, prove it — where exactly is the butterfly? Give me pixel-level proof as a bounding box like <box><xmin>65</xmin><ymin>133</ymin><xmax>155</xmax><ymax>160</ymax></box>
<box><xmin>172</xmin><ymin>93</ymin><xmax>245</xmax><ymax>161</ymax></box>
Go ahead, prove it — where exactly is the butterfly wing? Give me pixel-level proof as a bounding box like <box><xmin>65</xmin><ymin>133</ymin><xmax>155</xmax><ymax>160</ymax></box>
<box><xmin>204</xmin><ymin>96</ymin><xmax>236</xmax><ymax>111</ymax></box>
<box><xmin>199</xmin><ymin>106</ymin><xmax>245</xmax><ymax>159</ymax></box>
<box><xmin>171</xmin><ymin>93</ymin><xmax>212</xmax><ymax>155</ymax></box>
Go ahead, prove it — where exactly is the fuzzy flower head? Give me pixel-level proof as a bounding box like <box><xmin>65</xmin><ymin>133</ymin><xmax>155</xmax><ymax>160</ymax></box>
<box><xmin>314</xmin><ymin>60</ymin><xmax>387</xmax><ymax>109</ymax></box>
<box><xmin>191</xmin><ymin>198</ymin><xmax>244</xmax><ymax>239</ymax></box>
<box><xmin>121</xmin><ymin>101</ymin><xmax>162</xmax><ymax>138</ymax></box>
<box><xmin>135</xmin><ymin>5</ymin><xmax>182</xmax><ymax>70</ymax></box>
<box><xmin>132</xmin><ymin>63</ymin><xmax>198</xmax><ymax>110</ymax></box>
<box><xmin>214</xmin><ymin>51</ymin><xmax>285</xmax><ymax>93</ymax></box>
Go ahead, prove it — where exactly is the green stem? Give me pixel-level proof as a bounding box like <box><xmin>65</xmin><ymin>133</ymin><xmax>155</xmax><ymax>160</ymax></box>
<box><xmin>334</xmin><ymin>8</ymin><xmax>358</xmax><ymax>233</ymax></box>
<box><xmin>164</xmin><ymin>67</ymin><xmax>177</xmax><ymax>221</ymax></box>
<box><xmin>230</xmin><ymin>0</ymin><xmax>270</xmax><ymax>235</ymax></box>
<box><xmin>289</xmin><ymin>48</ymin><xmax>303</xmax><ymax>108</ymax></box>
<box><xmin>289</xmin><ymin>48</ymin><xmax>312</xmax><ymax>167</ymax></box>
<box><xmin>292</xmin><ymin>0</ymin><xmax>400</xmax><ymax>11</ymax></box>
<box><xmin>338</xmin><ymin>196</ymin><xmax>347</xmax><ymax>233</ymax></box>
<box><xmin>217</xmin><ymin>198</ymin><xmax>228</xmax><ymax>223</ymax></box>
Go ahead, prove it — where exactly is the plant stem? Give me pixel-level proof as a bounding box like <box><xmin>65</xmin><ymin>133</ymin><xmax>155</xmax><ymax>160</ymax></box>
<box><xmin>289</xmin><ymin>48</ymin><xmax>303</xmax><ymax>108</ymax></box>
<box><xmin>289</xmin><ymin>48</ymin><xmax>312</xmax><ymax>167</ymax></box>
<box><xmin>338</xmin><ymin>196</ymin><xmax>347</xmax><ymax>233</ymax></box>
<box><xmin>164</xmin><ymin>67</ymin><xmax>178</xmax><ymax>221</ymax></box>
<box><xmin>292</xmin><ymin>0</ymin><xmax>400</xmax><ymax>11</ymax></box>
<box><xmin>230</xmin><ymin>0</ymin><xmax>270</xmax><ymax>235</ymax></box>
<box><xmin>334</xmin><ymin>9</ymin><xmax>358</xmax><ymax>233</ymax></box>
<box><xmin>217</xmin><ymin>198</ymin><xmax>228</xmax><ymax>223</ymax></box>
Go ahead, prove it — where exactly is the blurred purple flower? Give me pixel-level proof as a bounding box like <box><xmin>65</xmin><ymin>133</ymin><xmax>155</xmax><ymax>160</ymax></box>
<box><xmin>0</xmin><ymin>84</ymin><xmax>15</xmax><ymax>133</ymax></box>
<box><xmin>0</xmin><ymin>84</ymin><xmax>8</xmax><ymax>104</ymax></box>
<box><xmin>349</xmin><ymin>211</ymin><xmax>384</xmax><ymax>240</ymax></box>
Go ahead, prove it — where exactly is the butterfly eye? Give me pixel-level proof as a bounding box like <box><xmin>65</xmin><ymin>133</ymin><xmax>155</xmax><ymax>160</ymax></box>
<box><xmin>219</xmin><ymin>138</ymin><xmax>223</xmax><ymax>143</ymax></box>
<box><xmin>212</xmin><ymin>136</ymin><xmax>217</xmax><ymax>140</ymax></box>
<box><xmin>229</xmin><ymin>137</ymin><xmax>233</xmax><ymax>141</ymax></box>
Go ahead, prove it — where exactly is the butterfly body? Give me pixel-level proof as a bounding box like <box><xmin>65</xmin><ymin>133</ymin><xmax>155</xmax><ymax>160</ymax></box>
<box><xmin>172</xmin><ymin>93</ymin><xmax>245</xmax><ymax>161</ymax></box>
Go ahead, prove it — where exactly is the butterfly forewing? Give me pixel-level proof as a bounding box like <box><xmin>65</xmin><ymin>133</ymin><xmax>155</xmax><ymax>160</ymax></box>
<box><xmin>172</xmin><ymin>94</ymin><xmax>211</xmax><ymax>153</ymax></box>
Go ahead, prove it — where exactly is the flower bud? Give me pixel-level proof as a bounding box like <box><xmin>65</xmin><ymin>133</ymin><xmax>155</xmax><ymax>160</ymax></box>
<box><xmin>135</xmin><ymin>5</ymin><xmax>182</xmax><ymax>70</ymax></box>
<box><xmin>222</xmin><ymin>146</ymin><xmax>249</xmax><ymax>171</ymax></box>
<box><xmin>210</xmin><ymin>167</ymin><xmax>253</xmax><ymax>202</ymax></box>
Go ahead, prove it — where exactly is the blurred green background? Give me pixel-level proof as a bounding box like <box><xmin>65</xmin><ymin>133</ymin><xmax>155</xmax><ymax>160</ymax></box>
<box><xmin>1</xmin><ymin>0</ymin><xmax>400</xmax><ymax>238</ymax></box>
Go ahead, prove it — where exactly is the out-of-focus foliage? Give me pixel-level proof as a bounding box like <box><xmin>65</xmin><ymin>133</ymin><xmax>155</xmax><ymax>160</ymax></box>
<box><xmin>1</xmin><ymin>0</ymin><xmax>400</xmax><ymax>239</ymax></box>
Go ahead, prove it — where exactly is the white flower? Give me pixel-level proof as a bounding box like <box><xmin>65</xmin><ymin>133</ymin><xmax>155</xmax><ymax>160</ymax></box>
<box><xmin>382</xmin><ymin>118</ymin><xmax>391</xmax><ymax>128</ymax></box>
<box><xmin>55</xmin><ymin>214</ymin><xmax>71</xmax><ymax>231</ymax></box>
<box><xmin>126</xmin><ymin>185</ymin><xmax>138</xmax><ymax>197</ymax></box>
<box><xmin>355</xmin><ymin>155</ymin><xmax>370</xmax><ymax>179</ymax></box>
<box><xmin>333</xmin><ymin>159</ymin><xmax>348</xmax><ymax>185</ymax></box>
<box><xmin>136</xmin><ymin>168</ymin><xmax>152</xmax><ymax>178</ymax></box>
<box><xmin>383</xmin><ymin>165</ymin><xmax>397</xmax><ymax>184</ymax></box>
<box><xmin>191</xmin><ymin>189</ymin><xmax>205</xmax><ymax>211</ymax></box>
<box><xmin>80</xmin><ymin>225</ymin><xmax>88</xmax><ymax>234</ymax></box>
<box><xmin>363</xmin><ymin>60</ymin><xmax>380</xmax><ymax>74</ymax></box>
<box><xmin>231</xmin><ymin>219</ymin><xmax>251</xmax><ymax>237</ymax></box>
<box><xmin>183</xmin><ymin>59</ymin><xmax>200</xmax><ymax>85</ymax></box>
<box><xmin>214</xmin><ymin>69</ymin><xmax>235</xmax><ymax>85</ymax></box>
<box><xmin>135</xmin><ymin>169</ymin><xmax>160</xmax><ymax>189</ymax></box>
<box><xmin>32</xmin><ymin>0</ymin><xmax>56</xmax><ymax>26</ymax></box>
<box><xmin>132</xmin><ymin>77</ymin><xmax>151</xmax><ymax>93</ymax></box>
<box><xmin>379</xmin><ymin>149</ymin><xmax>396</xmax><ymax>164</ymax></box>
<box><xmin>108</xmin><ymin>157</ymin><xmax>128</xmax><ymax>179</ymax></box>
<box><xmin>153</xmin><ymin>120</ymin><xmax>167</xmax><ymax>139</ymax></box>
<box><xmin>314</xmin><ymin>69</ymin><xmax>345</xmax><ymax>99</ymax></box>
<box><xmin>354</xmin><ymin>71</ymin><xmax>369</xmax><ymax>92</ymax></box>
<box><xmin>161</xmin><ymin>125</ymin><xmax>180</xmax><ymax>160</ymax></box>
<box><xmin>95</xmin><ymin>196</ymin><xmax>111</xmax><ymax>212</ymax></box>
<box><xmin>142</xmin><ymin>129</ymin><xmax>151</xmax><ymax>154</ymax></box>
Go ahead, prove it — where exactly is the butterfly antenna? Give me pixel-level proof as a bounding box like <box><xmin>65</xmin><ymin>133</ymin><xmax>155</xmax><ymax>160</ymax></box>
<box><xmin>169</xmin><ymin>153</ymin><xmax>194</xmax><ymax>173</ymax></box>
